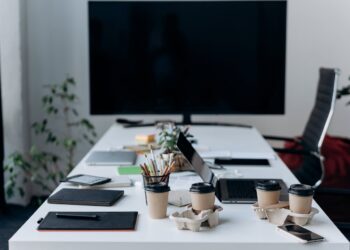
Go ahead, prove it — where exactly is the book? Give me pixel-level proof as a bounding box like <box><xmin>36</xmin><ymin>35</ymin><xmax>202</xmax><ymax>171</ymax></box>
<box><xmin>47</xmin><ymin>188</ymin><xmax>124</xmax><ymax>206</ymax></box>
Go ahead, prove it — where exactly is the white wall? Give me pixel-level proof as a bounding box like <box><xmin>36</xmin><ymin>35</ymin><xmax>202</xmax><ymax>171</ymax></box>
<box><xmin>0</xmin><ymin>0</ymin><xmax>29</xmax><ymax>156</ymax></box>
<box><xmin>25</xmin><ymin>0</ymin><xmax>350</xmax><ymax>163</ymax></box>
<box><xmin>0</xmin><ymin>0</ymin><xmax>31</xmax><ymax>204</ymax></box>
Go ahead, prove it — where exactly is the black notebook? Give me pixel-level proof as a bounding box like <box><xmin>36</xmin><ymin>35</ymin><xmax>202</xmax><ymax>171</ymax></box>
<box><xmin>47</xmin><ymin>188</ymin><xmax>124</xmax><ymax>206</ymax></box>
<box><xmin>38</xmin><ymin>211</ymin><xmax>138</xmax><ymax>231</ymax></box>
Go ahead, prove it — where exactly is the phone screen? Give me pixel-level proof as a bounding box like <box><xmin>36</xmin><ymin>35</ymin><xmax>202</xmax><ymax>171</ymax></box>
<box><xmin>278</xmin><ymin>224</ymin><xmax>324</xmax><ymax>242</ymax></box>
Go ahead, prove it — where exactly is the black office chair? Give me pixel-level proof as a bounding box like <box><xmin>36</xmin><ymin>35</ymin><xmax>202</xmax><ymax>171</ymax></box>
<box><xmin>264</xmin><ymin>68</ymin><xmax>340</xmax><ymax>188</ymax></box>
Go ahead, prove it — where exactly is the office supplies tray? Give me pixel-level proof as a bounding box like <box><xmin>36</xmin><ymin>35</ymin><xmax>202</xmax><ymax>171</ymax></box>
<box><xmin>170</xmin><ymin>205</ymin><xmax>223</xmax><ymax>232</ymax></box>
<box><xmin>252</xmin><ymin>203</ymin><xmax>319</xmax><ymax>226</ymax></box>
<box><xmin>252</xmin><ymin>202</ymin><xmax>289</xmax><ymax>219</ymax></box>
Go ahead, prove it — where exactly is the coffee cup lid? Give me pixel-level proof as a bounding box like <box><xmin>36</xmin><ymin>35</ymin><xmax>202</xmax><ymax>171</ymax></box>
<box><xmin>190</xmin><ymin>182</ymin><xmax>215</xmax><ymax>193</ymax></box>
<box><xmin>145</xmin><ymin>182</ymin><xmax>170</xmax><ymax>193</ymax></box>
<box><xmin>288</xmin><ymin>184</ymin><xmax>314</xmax><ymax>196</ymax></box>
<box><xmin>256</xmin><ymin>180</ymin><xmax>281</xmax><ymax>191</ymax></box>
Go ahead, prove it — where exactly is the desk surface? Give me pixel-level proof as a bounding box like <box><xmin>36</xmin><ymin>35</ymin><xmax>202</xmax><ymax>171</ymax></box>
<box><xmin>9</xmin><ymin>125</ymin><xmax>349</xmax><ymax>250</ymax></box>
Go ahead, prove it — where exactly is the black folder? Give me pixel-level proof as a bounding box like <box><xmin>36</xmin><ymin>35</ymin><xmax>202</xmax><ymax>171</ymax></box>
<box><xmin>47</xmin><ymin>188</ymin><xmax>124</xmax><ymax>206</ymax></box>
<box><xmin>38</xmin><ymin>211</ymin><xmax>138</xmax><ymax>231</ymax></box>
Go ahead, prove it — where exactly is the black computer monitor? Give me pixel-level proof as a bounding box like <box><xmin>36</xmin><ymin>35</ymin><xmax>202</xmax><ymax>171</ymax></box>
<box><xmin>89</xmin><ymin>1</ymin><xmax>287</xmax><ymax>122</ymax></box>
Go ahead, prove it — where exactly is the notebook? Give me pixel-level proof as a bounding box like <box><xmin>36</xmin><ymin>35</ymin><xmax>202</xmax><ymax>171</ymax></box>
<box><xmin>38</xmin><ymin>211</ymin><xmax>138</xmax><ymax>231</ymax></box>
<box><xmin>47</xmin><ymin>188</ymin><xmax>124</xmax><ymax>206</ymax></box>
<box><xmin>85</xmin><ymin>151</ymin><xmax>136</xmax><ymax>166</ymax></box>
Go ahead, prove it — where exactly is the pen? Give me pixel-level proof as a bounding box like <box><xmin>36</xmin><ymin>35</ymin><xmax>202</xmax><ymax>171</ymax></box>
<box><xmin>55</xmin><ymin>213</ymin><xmax>99</xmax><ymax>220</ymax></box>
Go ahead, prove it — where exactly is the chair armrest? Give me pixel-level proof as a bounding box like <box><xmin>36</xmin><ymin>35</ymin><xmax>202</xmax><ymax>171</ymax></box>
<box><xmin>272</xmin><ymin>147</ymin><xmax>314</xmax><ymax>156</ymax></box>
<box><xmin>263</xmin><ymin>135</ymin><xmax>297</xmax><ymax>142</ymax></box>
<box><xmin>316</xmin><ymin>187</ymin><xmax>350</xmax><ymax>195</ymax></box>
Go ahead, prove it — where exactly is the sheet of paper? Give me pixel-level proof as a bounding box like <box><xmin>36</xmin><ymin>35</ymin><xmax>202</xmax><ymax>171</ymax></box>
<box><xmin>199</xmin><ymin>150</ymin><xmax>276</xmax><ymax>160</ymax></box>
<box><xmin>231</xmin><ymin>152</ymin><xmax>276</xmax><ymax>160</ymax></box>
<box><xmin>199</xmin><ymin>150</ymin><xmax>232</xmax><ymax>159</ymax></box>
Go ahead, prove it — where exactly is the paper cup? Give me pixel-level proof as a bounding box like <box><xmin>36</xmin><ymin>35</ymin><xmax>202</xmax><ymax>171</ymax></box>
<box><xmin>256</xmin><ymin>189</ymin><xmax>281</xmax><ymax>207</ymax></box>
<box><xmin>288</xmin><ymin>184</ymin><xmax>314</xmax><ymax>214</ymax></box>
<box><xmin>255</xmin><ymin>180</ymin><xmax>281</xmax><ymax>207</ymax></box>
<box><xmin>190</xmin><ymin>182</ymin><xmax>215</xmax><ymax>211</ymax></box>
<box><xmin>145</xmin><ymin>183</ymin><xmax>170</xmax><ymax>219</ymax></box>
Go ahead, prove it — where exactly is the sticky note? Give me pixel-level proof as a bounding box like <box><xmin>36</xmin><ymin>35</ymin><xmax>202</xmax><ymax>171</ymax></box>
<box><xmin>117</xmin><ymin>166</ymin><xmax>142</xmax><ymax>175</ymax></box>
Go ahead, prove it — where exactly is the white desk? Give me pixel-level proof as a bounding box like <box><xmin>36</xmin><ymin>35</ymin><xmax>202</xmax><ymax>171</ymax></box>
<box><xmin>9</xmin><ymin>125</ymin><xmax>349</xmax><ymax>250</ymax></box>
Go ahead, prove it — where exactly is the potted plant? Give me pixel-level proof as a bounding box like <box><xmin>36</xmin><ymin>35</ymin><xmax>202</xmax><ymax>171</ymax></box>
<box><xmin>4</xmin><ymin>77</ymin><xmax>97</xmax><ymax>203</ymax></box>
<box><xmin>156</xmin><ymin>122</ymin><xmax>197</xmax><ymax>171</ymax></box>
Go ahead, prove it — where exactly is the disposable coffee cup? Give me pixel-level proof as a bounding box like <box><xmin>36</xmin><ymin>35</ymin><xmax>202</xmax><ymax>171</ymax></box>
<box><xmin>145</xmin><ymin>183</ymin><xmax>170</xmax><ymax>219</ymax></box>
<box><xmin>190</xmin><ymin>182</ymin><xmax>215</xmax><ymax>211</ymax></box>
<box><xmin>288</xmin><ymin>184</ymin><xmax>314</xmax><ymax>214</ymax></box>
<box><xmin>256</xmin><ymin>180</ymin><xmax>281</xmax><ymax>207</ymax></box>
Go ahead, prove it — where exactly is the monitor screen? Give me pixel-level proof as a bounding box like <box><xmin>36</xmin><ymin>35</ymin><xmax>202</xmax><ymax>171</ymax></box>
<box><xmin>89</xmin><ymin>1</ymin><xmax>286</xmax><ymax>115</ymax></box>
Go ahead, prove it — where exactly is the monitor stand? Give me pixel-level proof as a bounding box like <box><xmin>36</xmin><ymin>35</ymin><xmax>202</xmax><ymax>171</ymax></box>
<box><xmin>116</xmin><ymin>113</ymin><xmax>252</xmax><ymax>129</ymax></box>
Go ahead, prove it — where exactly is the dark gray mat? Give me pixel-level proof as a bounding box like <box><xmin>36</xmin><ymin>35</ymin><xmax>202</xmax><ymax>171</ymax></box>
<box><xmin>0</xmin><ymin>203</ymin><xmax>38</xmax><ymax>250</ymax></box>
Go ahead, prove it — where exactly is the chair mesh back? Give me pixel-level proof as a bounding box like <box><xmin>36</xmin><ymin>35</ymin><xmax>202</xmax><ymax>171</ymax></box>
<box><xmin>301</xmin><ymin>68</ymin><xmax>338</xmax><ymax>152</ymax></box>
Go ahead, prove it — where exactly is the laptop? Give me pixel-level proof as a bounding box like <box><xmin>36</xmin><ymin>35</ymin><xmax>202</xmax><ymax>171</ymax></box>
<box><xmin>176</xmin><ymin>132</ymin><xmax>288</xmax><ymax>204</ymax></box>
<box><xmin>85</xmin><ymin>151</ymin><xmax>136</xmax><ymax>166</ymax></box>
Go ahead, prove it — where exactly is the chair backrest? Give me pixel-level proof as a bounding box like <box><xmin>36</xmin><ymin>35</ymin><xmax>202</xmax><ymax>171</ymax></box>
<box><xmin>301</xmin><ymin>68</ymin><xmax>340</xmax><ymax>152</ymax></box>
<box><xmin>296</xmin><ymin>68</ymin><xmax>339</xmax><ymax>187</ymax></box>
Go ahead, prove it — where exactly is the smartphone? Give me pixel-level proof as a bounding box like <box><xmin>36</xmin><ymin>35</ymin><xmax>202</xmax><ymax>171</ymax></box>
<box><xmin>62</xmin><ymin>174</ymin><xmax>111</xmax><ymax>186</ymax></box>
<box><xmin>277</xmin><ymin>224</ymin><xmax>324</xmax><ymax>243</ymax></box>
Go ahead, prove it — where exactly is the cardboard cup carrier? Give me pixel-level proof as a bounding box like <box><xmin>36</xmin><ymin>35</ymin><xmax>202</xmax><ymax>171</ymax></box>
<box><xmin>145</xmin><ymin>183</ymin><xmax>170</xmax><ymax>219</ymax></box>
<box><xmin>255</xmin><ymin>180</ymin><xmax>281</xmax><ymax>207</ymax></box>
<box><xmin>190</xmin><ymin>182</ymin><xmax>215</xmax><ymax>211</ymax></box>
<box><xmin>288</xmin><ymin>184</ymin><xmax>314</xmax><ymax>214</ymax></box>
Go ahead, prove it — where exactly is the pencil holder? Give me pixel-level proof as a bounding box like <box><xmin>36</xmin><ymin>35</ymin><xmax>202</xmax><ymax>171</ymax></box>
<box><xmin>142</xmin><ymin>173</ymin><xmax>170</xmax><ymax>188</ymax></box>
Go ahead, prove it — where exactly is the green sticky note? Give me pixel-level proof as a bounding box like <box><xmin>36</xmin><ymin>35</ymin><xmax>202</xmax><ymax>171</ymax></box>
<box><xmin>117</xmin><ymin>166</ymin><xmax>142</xmax><ymax>175</ymax></box>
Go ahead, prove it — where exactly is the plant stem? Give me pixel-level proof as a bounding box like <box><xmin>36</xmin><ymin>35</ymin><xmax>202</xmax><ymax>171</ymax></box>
<box><xmin>63</xmin><ymin>100</ymin><xmax>74</xmax><ymax>172</ymax></box>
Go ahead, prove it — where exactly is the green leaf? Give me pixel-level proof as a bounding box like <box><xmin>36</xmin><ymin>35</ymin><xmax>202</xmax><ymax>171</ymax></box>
<box><xmin>63</xmin><ymin>138</ymin><xmax>77</xmax><ymax>150</ymax></box>
<box><xmin>18</xmin><ymin>187</ymin><xmax>25</xmax><ymax>197</ymax></box>
<box><xmin>46</xmin><ymin>132</ymin><xmax>57</xmax><ymax>143</ymax></box>
<box><xmin>30</xmin><ymin>145</ymin><xmax>38</xmax><ymax>155</ymax></box>
<box><xmin>80</xmin><ymin>119</ymin><xmax>94</xmax><ymax>130</ymax></box>
<box><xmin>46</xmin><ymin>106</ymin><xmax>56</xmax><ymax>114</ymax></box>
<box><xmin>59</xmin><ymin>171</ymin><xmax>65</xmax><ymax>180</ymax></box>
<box><xmin>68</xmin><ymin>94</ymin><xmax>76</xmax><ymax>101</ymax></box>
<box><xmin>72</xmin><ymin>108</ymin><xmax>79</xmax><ymax>116</ymax></box>
<box><xmin>6</xmin><ymin>186</ymin><xmax>14</xmax><ymax>199</ymax></box>
<box><xmin>32</xmin><ymin>122</ymin><xmax>41</xmax><ymax>134</ymax></box>
<box><xmin>42</xmin><ymin>96</ymin><xmax>49</xmax><ymax>105</ymax></box>
<box><xmin>61</xmin><ymin>83</ymin><xmax>68</xmax><ymax>93</ymax></box>
<box><xmin>66</xmin><ymin>77</ymin><xmax>75</xmax><ymax>85</ymax></box>
<box><xmin>51</xmin><ymin>87</ymin><xmax>56</xmax><ymax>94</ymax></box>
<box><xmin>52</xmin><ymin>155</ymin><xmax>58</xmax><ymax>163</ymax></box>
